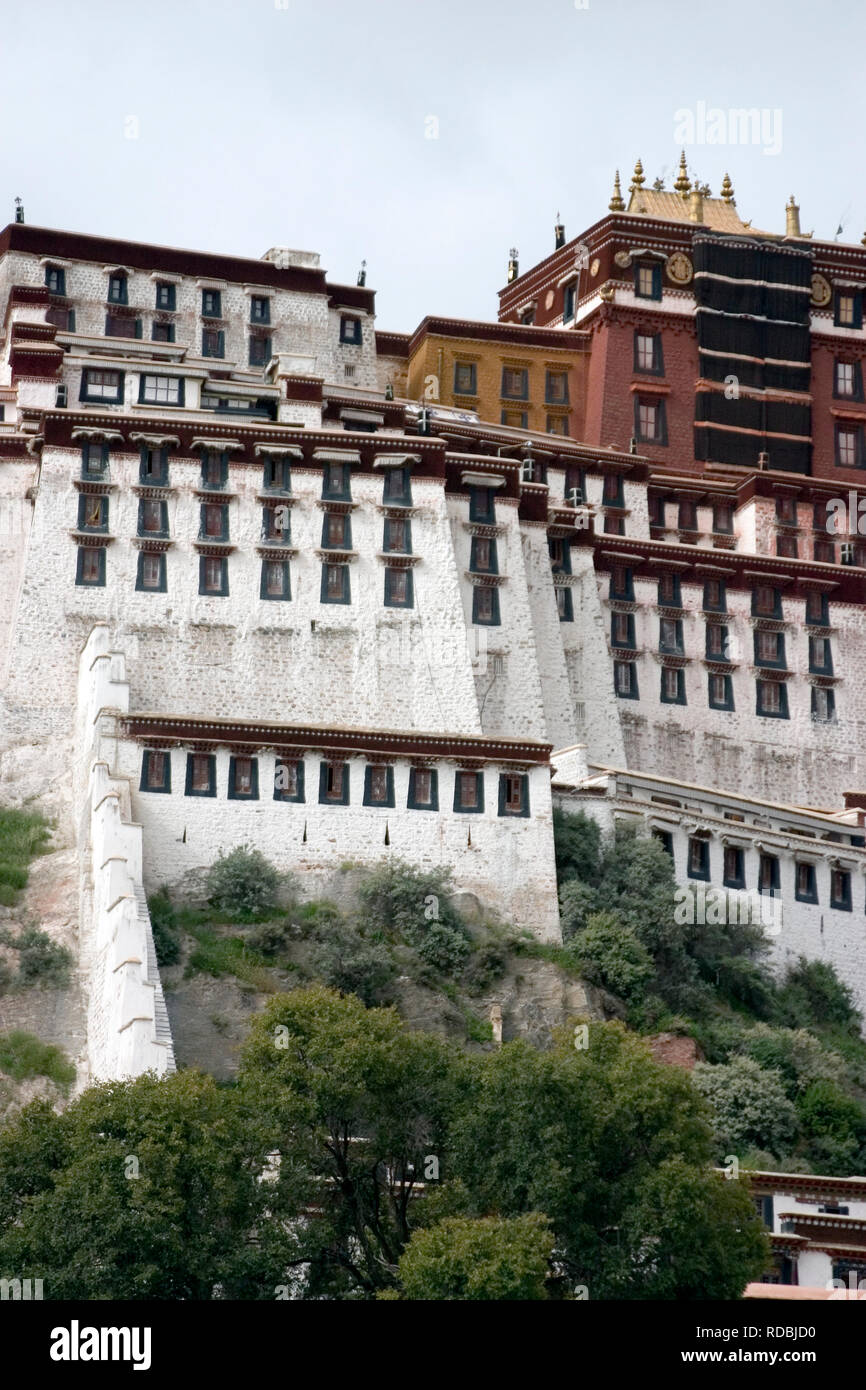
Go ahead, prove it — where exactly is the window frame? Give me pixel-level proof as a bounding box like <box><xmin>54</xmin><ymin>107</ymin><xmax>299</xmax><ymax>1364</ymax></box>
<box><xmin>363</xmin><ymin>764</ymin><xmax>395</xmax><ymax>808</ymax></box>
<box><xmin>185</xmin><ymin>752</ymin><xmax>217</xmax><ymax>798</ymax></box>
<box><xmin>687</xmin><ymin>836</ymin><xmax>710</xmax><ymax>881</ymax></box>
<box><xmin>339</xmin><ymin>315</ymin><xmax>362</xmax><ymax>345</ymax></box>
<box><xmin>756</xmin><ymin>678</ymin><xmax>789</xmax><ymax>719</ymax></box>
<box><xmin>79</xmin><ymin>367</ymin><xmax>124</xmax><ymax>404</ymax></box>
<box><xmin>139</xmin><ymin>748</ymin><xmax>171</xmax><ymax>794</ymax></box>
<box><xmin>273</xmin><ymin>757</ymin><xmax>305</xmax><ymax>803</ymax></box>
<box><xmin>453</xmin><ymin>770</ymin><xmax>485</xmax><ymax>814</ymax></box>
<box><xmin>228</xmin><ymin>755</ymin><xmax>259</xmax><ymax>801</ymax></box>
<box><xmin>501</xmin><ymin>366</ymin><xmax>529</xmax><ymax>401</ymax></box>
<box><xmin>407</xmin><ymin>766</ymin><xmax>439</xmax><ymax>811</ymax></box>
<box><xmin>318</xmin><ymin>761</ymin><xmax>350</xmax><ymax>806</ymax></box>
<box><xmin>321</xmin><ymin>561</ymin><xmax>351</xmax><ymax>605</ymax></box>
<box><xmin>138</xmin><ymin>373</ymin><xmax>184</xmax><ymax>407</ymax></box>
<box><xmin>471</xmin><ymin>585</ymin><xmax>501</xmax><ymax>626</ymax></box>
<box><xmin>384</xmin><ymin>566</ymin><xmax>413</xmax><ymax>609</ymax></box>
<box><xmin>198</xmin><ymin>554</ymin><xmax>229</xmax><ymax>597</ymax></box>
<box><xmin>498</xmin><ymin>772</ymin><xmax>530</xmax><ymax>818</ymax></box>
<box><xmin>794</xmin><ymin>862</ymin><xmax>818</xmax><ymax>905</ymax></box>
<box><xmin>260</xmin><ymin>557</ymin><xmax>291</xmax><ymax>601</ymax></box>
<box><xmin>135</xmin><ymin>551</ymin><xmax>167</xmax><ymax>593</ymax></box>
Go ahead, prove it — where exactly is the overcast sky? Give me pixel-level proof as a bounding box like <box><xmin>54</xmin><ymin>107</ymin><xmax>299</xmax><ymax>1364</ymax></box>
<box><xmin>2</xmin><ymin>0</ymin><xmax>862</xmax><ymax>333</ymax></box>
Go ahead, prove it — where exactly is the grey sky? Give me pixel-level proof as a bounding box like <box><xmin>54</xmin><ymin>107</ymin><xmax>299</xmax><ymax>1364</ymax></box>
<box><xmin>2</xmin><ymin>0</ymin><xmax>863</xmax><ymax>333</ymax></box>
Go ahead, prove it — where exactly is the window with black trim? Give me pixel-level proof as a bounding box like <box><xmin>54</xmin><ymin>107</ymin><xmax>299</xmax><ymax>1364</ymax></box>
<box><xmin>501</xmin><ymin>367</ymin><xmax>528</xmax><ymax>400</ymax></box>
<box><xmin>82</xmin><ymin>443</ymin><xmax>109</xmax><ymax>477</ymax></box>
<box><xmin>806</xmin><ymin>590</ymin><xmax>829</xmax><ymax>624</ymax></box>
<box><xmin>754</xmin><ymin>630</ymin><xmax>785</xmax><ymax>667</ymax></box>
<box><xmin>501</xmin><ymin>409</ymin><xmax>528</xmax><ymax>429</ymax></box>
<box><xmin>263</xmin><ymin>456</ymin><xmax>291</xmax><ymax>492</ymax></box>
<box><xmin>323</xmin><ymin>463</ymin><xmax>351</xmax><ymax>499</ymax></box>
<box><xmin>653</xmin><ymin>829</ymin><xmax>674</xmax><ymax>857</ymax></box>
<box><xmin>835</xmin><ymin>291</ymin><xmax>862</xmax><ymax>329</ymax></box>
<box><xmin>107</xmin><ymin>273</ymin><xmax>128</xmax><ymax>305</ymax></box>
<box><xmin>408</xmin><ymin>766</ymin><xmax>438</xmax><ymax>810</ymax></box>
<box><xmin>776</xmin><ymin>534</ymin><xmax>798</xmax><ymax>559</ymax></box>
<box><xmin>340</xmin><ymin>316</ymin><xmax>362</xmax><ymax>344</ymax></box>
<box><xmin>319</xmin><ymin>761</ymin><xmax>350</xmax><ymax>804</ymax></box>
<box><xmin>140</xmin><ymin>447</ymin><xmax>168</xmax><ymax>485</ymax></box>
<box><xmin>80</xmin><ymin>368</ymin><xmax>123</xmax><ymax>404</ymax></box>
<box><xmin>659</xmin><ymin>617</ymin><xmax>683</xmax><ymax>653</ymax></box>
<box><xmin>635</xmin><ymin>263</ymin><xmax>662</xmax><ymax>300</ymax></box>
<box><xmin>545</xmin><ymin>370</ymin><xmax>568</xmax><ymax>405</ymax></box>
<box><xmin>202</xmin><ymin>327</ymin><xmax>225</xmax><ymax>359</ymax></box>
<box><xmin>687</xmin><ymin>836</ymin><xmax>710</xmax><ymax>880</ymax></box>
<box><xmin>756</xmin><ymin>679</ymin><xmax>788</xmax><ymax>718</ymax></box>
<box><xmin>563</xmin><ymin>283</ymin><xmax>576</xmax><ymax>322</ymax></box>
<box><xmin>834</xmin><ymin>360</ymin><xmax>863</xmax><ymax>399</ymax></box>
<box><xmin>795</xmin><ymin>862</ymin><xmax>818</xmax><ymax>904</ymax></box>
<box><xmin>546</xmin><ymin>415</ymin><xmax>569</xmax><ymax>436</ymax></box>
<box><xmin>603</xmin><ymin>473</ymin><xmax>624</xmax><ymax>508</ymax></box>
<box><xmin>274</xmin><ymin>758</ymin><xmax>305</xmax><ymax>802</ymax></box>
<box><xmin>610</xmin><ymin>565</ymin><xmax>634</xmax><ymax>601</ymax></box>
<box><xmin>548</xmin><ymin>537</ymin><xmax>571</xmax><ymax>575</ymax></box>
<box><xmin>383</xmin><ymin>466</ymin><xmax>411</xmax><ymax>505</ymax></box>
<box><xmin>185</xmin><ymin>753</ymin><xmax>216</xmax><ymax>797</ymax></box>
<box><xmin>199</xmin><ymin>555</ymin><xmax>228</xmax><ymax>596</ymax></box>
<box><xmin>614</xmin><ymin>659</ymin><xmax>638</xmax><ymax>699</ymax></box>
<box><xmin>472</xmin><ymin>586</ymin><xmax>500</xmax><ymax>625</ymax></box>
<box><xmin>723</xmin><ymin>845</ymin><xmax>745</xmax><ymax>888</ymax></box>
<box><xmin>454</xmin><ymin>362</ymin><xmax>477</xmax><ymax>395</ymax></box>
<box><xmin>155</xmin><ymin>281</ymin><xmax>176</xmax><ymax>311</ymax></box>
<box><xmin>498</xmin><ymin>773</ymin><xmax>529</xmax><ymax>817</ymax></box>
<box><xmin>469</xmin><ymin>486</ymin><xmax>495</xmax><ymax>523</ymax></box>
<box><xmin>708</xmin><ymin>672</ymin><xmax>733</xmax><ymax>710</ymax></box>
<box><xmin>77</xmin><ymin>494</ymin><xmax>108</xmax><ymax>533</ymax></box>
<box><xmin>249</xmin><ymin>335</ymin><xmax>272</xmax><ymax>367</ymax></box>
<box><xmin>634</xmin><ymin>331</ymin><xmax>663</xmax><ymax>374</ymax></box>
<box><xmin>703</xmin><ymin>579</ymin><xmax>726</xmax><ymax>612</ymax></box>
<box><xmin>250</xmin><ymin>295</ymin><xmax>270</xmax><ymax>324</ymax></box>
<box><xmin>137</xmin><ymin>499</ymin><xmax>168</xmax><ymax>538</ymax></box>
<box><xmin>200</xmin><ymin>502</ymin><xmax>228</xmax><ymax>541</ymax></box>
<box><xmin>46</xmin><ymin>304</ymin><xmax>75</xmax><ymax>331</ymax></box>
<box><xmin>384</xmin><ymin>567</ymin><xmax>413</xmax><ymax>608</ymax></box>
<box><xmin>813</xmin><ymin>538</ymin><xmax>835</xmax><ymax>563</ymax></box>
<box><xmin>152</xmin><ymin>322</ymin><xmax>175</xmax><ymax>343</ymax></box>
<box><xmin>678</xmin><ymin>499</ymin><xmax>697</xmax><ymax>531</ymax></box>
<box><xmin>201</xmin><ymin>451</ymin><xmax>228</xmax><ymax>488</ymax></box>
<box><xmin>811</xmin><ymin>685</ymin><xmax>836</xmax><ymax>723</ymax></box>
<box><xmin>658</xmin><ymin>572</ymin><xmax>681</xmax><ymax>606</ymax></box>
<box><xmin>753</xmin><ymin>584</ymin><xmax>781</xmax><ymax>618</ymax></box>
<box><xmin>808</xmin><ymin>635</ymin><xmax>833</xmax><ymax>674</ymax></box>
<box><xmin>759</xmin><ymin>854</ymin><xmax>780</xmax><ymax>893</ymax></box>
<box><xmin>635</xmin><ymin>396</ymin><xmax>667</xmax><ymax>444</ymax></box>
<box><xmin>713</xmin><ymin>502</ymin><xmax>734</xmax><ymax>534</ymax></box>
<box><xmin>261</xmin><ymin>558</ymin><xmax>291</xmax><ymax>600</ymax></box>
<box><xmin>76</xmin><ymin>547</ymin><xmax>105</xmax><ymax>586</ymax></box>
<box><xmin>364</xmin><ymin>765</ymin><xmax>394</xmax><ymax>807</ymax></box>
<box><xmin>831</xmin><ymin>868</ymin><xmax>852</xmax><ymax>911</ymax></box>
<box><xmin>202</xmin><ymin>289</ymin><xmax>221</xmax><ymax>317</ymax></box>
<box><xmin>556</xmin><ymin>586</ymin><xmax>574</xmax><ymax>622</ymax></box>
<box><xmin>611</xmin><ymin>611</ymin><xmax>634</xmax><ymax>648</ymax></box>
<box><xmin>321</xmin><ymin>561</ymin><xmax>350</xmax><ymax>604</ymax></box>
<box><xmin>228</xmin><ymin>756</ymin><xmax>258</xmax><ymax>800</ymax></box>
<box><xmin>136</xmin><ymin>552</ymin><xmax>166</xmax><ymax>592</ymax></box>
<box><xmin>707</xmin><ymin>627</ymin><xmax>731</xmax><ymax>666</ymax></box>
<box><xmin>454</xmin><ymin>770</ymin><xmax>484</xmax><ymax>813</ymax></box>
<box><xmin>140</xmin><ymin>748</ymin><xmax>171</xmax><ymax>794</ymax></box>
<box><xmin>835</xmin><ymin>425</ymin><xmax>863</xmax><ymax>469</ymax></box>
<box><xmin>139</xmin><ymin>374</ymin><xmax>184</xmax><ymax>407</ymax></box>
<box><xmin>470</xmin><ymin>535</ymin><xmax>497</xmax><ymax>573</ymax></box>
<box><xmin>261</xmin><ymin>505</ymin><xmax>291</xmax><ymax>544</ymax></box>
<box><xmin>660</xmin><ymin>665</ymin><xmax>685</xmax><ymax>704</ymax></box>
<box><xmin>45</xmin><ymin>264</ymin><xmax>66</xmax><ymax>295</ymax></box>
<box><xmin>322</xmin><ymin>511</ymin><xmax>351</xmax><ymax>549</ymax></box>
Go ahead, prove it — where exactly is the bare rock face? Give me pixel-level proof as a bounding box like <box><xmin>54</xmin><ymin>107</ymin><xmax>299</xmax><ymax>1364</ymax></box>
<box><xmin>163</xmin><ymin>974</ymin><xmax>269</xmax><ymax>1080</ymax></box>
<box><xmin>476</xmin><ymin>958</ymin><xmax>604</xmax><ymax>1050</ymax></box>
<box><xmin>647</xmin><ymin>1032</ymin><xmax>703</xmax><ymax>1071</ymax></box>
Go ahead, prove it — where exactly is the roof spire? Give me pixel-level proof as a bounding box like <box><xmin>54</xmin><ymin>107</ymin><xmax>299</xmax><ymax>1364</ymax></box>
<box><xmin>720</xmin><ymin>172</ymin><xmax>735</xmax><ymax>204</ymax></box>
<box><xmin>609</xmin><ymin>170</ymin><xmax>626</xmax><ymax>211</ymax></box>
<box><xmin>628</xmin><ymin>158</ymin><xmax>645</xmax><ymax>193</ymax></box>
<box><xmin>673</xmin><ymin>150</ymin><xmax>691</xmax><ymax>197</ymax></box>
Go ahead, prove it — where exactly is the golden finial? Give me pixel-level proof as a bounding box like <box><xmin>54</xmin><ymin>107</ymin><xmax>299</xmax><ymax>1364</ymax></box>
<box><xmin>673</xmin><ymin>150</ymin><xmax>691</xmax><ymax>197</ymax></box>
<box><xmin>720</xmin><ymin>172</ymin><xmax>735</xmax><ymax>203</ymax></box>
<box><xmin>629</xmin><ymin>158</ymin><xmax>646</xmax><ymax>193</ymax></box>
<box><xmin>609</xmin><ymin>170</ymin><xmax>626</xmax><ymax>212</ymax></box>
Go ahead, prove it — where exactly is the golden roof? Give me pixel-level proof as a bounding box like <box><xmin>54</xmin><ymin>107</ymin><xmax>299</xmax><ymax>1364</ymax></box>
<box><xmin>623</xmin><ymin>185</ymin><xmax>773</xmax><ymax>236</ymax></box>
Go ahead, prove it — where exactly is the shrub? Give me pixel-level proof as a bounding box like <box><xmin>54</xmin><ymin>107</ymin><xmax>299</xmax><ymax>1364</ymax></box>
<box><xmin>552</xmin><ymin>808</ymin><xmax>601</xmax><ymax>885</ymax></box>
<box><xmin>357</xmin><ymin>861</ymin><xmax>462</xmax><ymax>942</ymax></box>
<box><xmin>0</xmin><ymin>1030</ymin><xmax>75</xmax><ymax>1088</ymax></box>
<box><xmin>205</xmin><ymin>846</ymin><xmax>281</xmax><ymax>918</ymax></box>
<box><xmin>308</xmin><ymin>920</ymin><xmax>396</xmax><ymax>1006</ymax></box>
<box><xmin>693</xmin><ymin>1056</ymin><xmax>798</xmax><ymax>1161</ymax></box>
<box><xmin>461</xmin><ymin>938</ymin><xmax>510</xmax><ymax>994</ymax></box>
<box><xmin>569</xmin><ymin>910</ymin><xmax>654</xmax><ymax>1002</ymax></box>
<box><xmin>13</xmin><ymin>927</ymin><xmax>73</xmax><ymax>990</ymax></box>
<box><xmin>396</xmin><ymin>1214</ymin><xmax>553</xmax><ymax>1301</ymax></box>
<box><xmin>558</xmin><ymin>880</ymin><xmax>599</xmax><ymax>940</ymax></box>
<box><xmin>246</xmin><ymin>919</ymin><xmax>294</xmax><ymax>957</ymax></box>
<box><xmin>775</xmin><ymin>958</ymin><xmax>861</xmax><ymax>1034</ymax></box>
<box><xmin>416</xmin><ymin>920</ymin><xmax>471</xmax><ymax>976</ymax></box>
<box><xmin>148</xmin><ymin>888</ymin><xmax>181</xmax><ymax>967</ymax></box>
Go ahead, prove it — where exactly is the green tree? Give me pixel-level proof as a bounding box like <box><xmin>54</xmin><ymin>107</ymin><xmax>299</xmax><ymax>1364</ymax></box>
<box><xmin>569</xmin><ymin>910</ymin><xmax>654</xmax><ymax>1001</ymax></box>
<box><xmin>206</xmin><ymin>845</ymin><xmax>282</xmax><ymax>917</ymax></box>
<box><xmin>395</xmin><ymin>1214</ymin><xmax>553</xmax><ymax>1300</ymax></box>
<box><xmin>552</xmin><ymin>808</ymin><xmax>601</xmax><ymax>885</ymax></box>
<box><xmin>0</xmin><ymin>1070</ymin><xmax>277</xmax><ymax>1299</ymax></box>
<box><xmin>693</xmin><ymin>1056</ymin><xmax>798</xmax><ymax>1161</ymax></box>
<box><xmin>450</xmin><ymin>1022</ymin><xmax>768</xmax><ymax>1299</ymax></box>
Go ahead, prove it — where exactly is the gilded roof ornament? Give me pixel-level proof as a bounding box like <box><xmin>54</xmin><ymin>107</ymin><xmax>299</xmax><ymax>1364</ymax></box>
<box><xmin>609</xmin><ymin>170</ymin><xmax>626</xmax><ymax>211</ymax></box>
<box><xmin>629</xmin><ymin>158</ymin><xmax>645</xmax><ymax>193</ymax></box>
<box><xmin>720</xmin><ymin>172</ymin><xmax>735</xmax><ymax>203</ymax></box>
<box><xmin>673</xmin><ymin>150</ymin><xmax>691</xmax><ymax>197</ymax></box>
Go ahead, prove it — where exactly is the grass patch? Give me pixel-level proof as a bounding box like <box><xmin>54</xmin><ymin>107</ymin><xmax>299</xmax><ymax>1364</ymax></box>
<box><xmin>0</xmin><ymin>809</ymin><xmax>51</xmax><ymax>906</ymax></box>
<box><xmin>512</xmin><ymin>938</ymin><xmax>583</xmax><ymax>978</ymax></box>
<box><xmin>184</xmin><ymin>925</ymin><xmax>277</xmax><ymax>992</ymax></box>
<box><xmin>0</xmin><ymin>1030</ymin><xmax>75</xmax><ymax>1088</ymax></box>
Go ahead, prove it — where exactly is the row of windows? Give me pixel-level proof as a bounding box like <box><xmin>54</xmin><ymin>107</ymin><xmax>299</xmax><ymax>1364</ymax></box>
<box><xmin>609</xmin><ymin>568</ymin><xmax>832</xmax><ymax>624</ymax></box>
<box><xmin>614</xmin><ymin>661</ymin><xmax>835</xmax><ymax>720</ymax></box>
<box><xmin>451</xmin><ymin>363</ymin><xmax>569</xmax><ymax>405</ymax></box>
<box><xmin>140</xmin><ymin>751</ymin><xmax>531</xmax><ymax>815</ymax></box>
<box><xmin>610</xmin><ymin>611</ymin><xmax>833</xmax><ymax>672</ymax></box>
<box><xmin>648</xmin><ymin>496</ymin><xmax>734</xmax><ymax>533</ymax></box>
<box><xmin>682</xmin><ymin>837</ymin><xmax>855</xmax><ymax>910</ymax></box>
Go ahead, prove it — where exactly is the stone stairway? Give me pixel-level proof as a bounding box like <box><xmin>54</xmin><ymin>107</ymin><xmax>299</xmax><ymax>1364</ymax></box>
<box><xmin>134</xmin><ymin>884</ymin><xmax>176</xmax><ymax>1074</ymax></box>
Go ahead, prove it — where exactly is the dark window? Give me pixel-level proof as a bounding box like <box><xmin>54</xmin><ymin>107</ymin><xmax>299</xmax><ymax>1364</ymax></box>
<box><xmin>152</xmin><ymin>321</ymin><xmax>175</xmax><ymax>343</ymax></box>
<box><xmin>611</xmin><ymin>611</ymin><xmax>634</xmax><ymax>648</ymax></box>
<box><xmin>634</xmin><ymin>331</ymin><xmax>663</xmax><ymax>374</ymax></box>
<box><xmin>706</xmin><ymin>623</ymin><xmax>726</xmax><ymax>659</ymax></box>
<box><xmin>45</xmin><ymin>264</ymin><xmax>66</xmax><ymax>295</ymax></box>
<box><xmin>140</xmin><ymin>447</ymin><xmax>168</xmax><ymax>485</ymax></box>
<box><xmin>56</xmin><ymin>384</ymin><xmax>68</xmax><ymax>408</ymax></box>
<box><xmin>408</xmin><ymin>767</ymin><xmax>438</xmax><ymax>811</ymax></box>
<box><xmin>501</xmin><ymin>367</ymin><xmax>528</xmax><ymax>400</ymax></box>
<box><xmin>614</xmin><ymin>660</ymin><xmax>638</xmax><ymax>699</ymax></box>
<box><xmin>713</xmin><ymin>502</ymin><xmax>734</xmax><ymax>534</ymax></box>
<box><xmin>340</xmin><ymin>316</ymin><xmax>362</xmax><ymax>344</ymax></box>
<box><xmin>322</xmin><ymin>463</ymin><xmax>351</xmax><ymax>499</ymax></box>
<box><xmin>501</xmin><ymin>409</ymin><xmax>528</xmax><ymax>429</ymax></box>
<box><xmin>363</xmin><ymin>765</ymin><xmax>395</xmax><ymax>807</ymax></box>
<box><xmin>756</xmin><ymin>679</ymin><xmax>788</xmax><ymax>718</ymax></box>
<box><xmin>77</xmin><ymin>494</ymin><xmax>108</xmax><ymax>532</ymax></box>
<box><xmin>140</xmin><ymin>749</ymin><xmax>171</xmax><ymax>794</ymax></box>
<box><xmin>563</xmin><ymin>283</ymin><xmax>576</xmax><ymax>321</ymax></box>
<box><xmin>80</xmin><ymin>368</ymin><xmax>123</xmax><ymax>403</ymax></box>
<box><xmin>321</xmin><ymin>562</ymin><xmax>350</xmax><ymax>604</ymax></box>
<box><xmin>635</xmin><ymin>263</ymin><xmax>662</xmax><ymax>300</ymax></box>
<box><xmin>498</xmin><ymin>773</ymin><xmax>529</xmax><ymax>817</ymax></box>
<box><xmin>262</xmin><ymin>504</ymin><xmax>291</xmax><ymax>543</ymax></box>
<box><xmin>155</xmin><ymin>281</ymin><xmax>176</xmax><ymax>310</ymax></box>
<box><xmin>46</xmin><ymin>304</ymin><xmax>75</xmax><ymax>331</ymax></box>
<box><xmin>754</xmin><ymin>630</ymin><xmax>785</xmax><ymax>667</ymax></box>
<box><xmin>322</xmin><ymin>511</ymin><xmax>351</xmax><ymax>548</ymax></box>
<box><xmin>545</xmin><ymin>370</ymin><xmax>569</xmax><ymax>404</ymax></box>
<box><xmin>250</xmin><ymin>295</ymin><xmax>270</xmax><ymax>324</ymax></box>
<box><xmin>659</xmin><ymin>617</ymin><xmax>683</xmax><ymax>653</ymax></box>
<box><xmin>263</xmin><ymin>456</ymin><xmax>291</xmax><ymax>492</ymax></box>
<box><xmin>835</xmin><ymin>291</ymin><xmax>862</xmax><ymax>329</ymax></box>
<box><xmin>758</xmin><ymin>855</ymin><xmax>780</xmax><ymax>895</ymax></box>
<box><xmin>185</xmin><ymin>753</ymin><xmax>216</xmax><ymax>797</ymax></box>
<box><xmin>547</xmin><ymin>415</ymin><xmax>569</xmax><ymax>436</ymax></box>
<box><xmin>261</xmin><ymin>558</ymin><xmax>291</xmax><ymax>600</ymax></box>
<box><xmin>472</xmin><ymin>586</ymin><xmax>500</xmax><ymax>625</ymax></box>
<box><xmin>135</xmin><ymin>552</ymin><xmax>166</xmax><ymax>592</ymax></box>
<box><xmin>658</xmin><ymin>572</ymin><xmax>681</xmax><ymax>606</ymax></box>
<box><xmin>107</xmin><ymin>273</ymin><xmax>128</xmax><ymax>305</ymax></box>
<box><xmin>795</xmin><ymin>862</ymin><xmax>818</xmax><ymax>904</ymax></box>
<box><xmin>708</xmin><ymin>672</ymin><xmax>734</xmax><ymax>710</ymax></box>
<box><xmin>703</xmin><ymin>579</ymin><xmax>726</xmax><ymax>612</ymax></box>
<box><xmin>384</xmin><ymin>566</ymin><xmax>413</xmax><ymax>608</ymax></box>
<box><xmin>274</xmin><ymin>758</ymin><xmax>305</xmax><ymax>802</ymax></box>
<box><xmin>678</xmin><ymin>499</ymin><xmax>697</xmax><ymax>531</ymax></box>
<box><xmin>470</xmin><ymin>536</ymin><xmax>497</xmax><ymax>573</ymax></box>
<box><xmin>76</xmin><ymin>546</ymin><xmax>105</xmax><ymax>586</ymax></box>
<box><xmin>249</xmin><ymin>335</ymin><xmax>272</xmax><ymax>367</ymax></box>
<box><xmin>201</xmin><ymin>451</ymin><xmax>228</xmax><ymax>488</ymax></box>
<box><xmin>319</xmin><ymin>761</ymin><xmax>350</xmax><ymax>805</ymax></box>
<box><xmin>454</xmin><ymin>362</ymin><xmax>477</xmax><ymax>395</ymax></box>
<box><xmin>813</xmin><ymin>538</ymin><xmax>835</xmax><ymax>563</ymax></box>
<box><xmin>753</xmin><ymin>584</ymin><xmax>781</xmax><ymax>617</ymax></box>
<box><xmin>82</xmin><ymin>443</ymin><xmax>109</xmax><ymax>477</ymax></box>
<box><xmin>137</xmin><ymin>499</ymin><xmax>168</xmax><ymax>537</ymax></box>
<box><xmin>202</xmin><ymin>289</ymin><xmax>222</xmax><ymax>317</ymax></box>
<box><xmin>469</xmin><ymin>486</ymin><xmax>495</xmax><ymax>523</ymax></box>
<box><xmin>201</xmin><ymin>503</ymin><xmax>228</xmax><ymax>541</ymax></box>
<box><xmin>811</xmin><ymin>685</ymin><xmax>836</xmax><ymax>723</ymax></box>
<box><xmin>723</xmin><ymin>846</ymin><xmax>745</xmax><ymax>888</ymax></box>
<box><xmin>603</xmin><ymin>473</ymin><xmax>624</xmax><ymax>507</ymax></box>
<box><xmin>610</xmin><ymin>566</ymin><xmax>634</xmax><ymax>601</ymax></box>
<box><xmin>835</xmin><ymin>360</ymin><xmax>863</xmax><ymax>399</ymax></box>
<box><xmin>383</xmin><ymin>516</ymin><xmax>410</xmax><ymax>553</ymax></box>
<box><xmin>199</xmin><ymin>555</ymin><xmax>228</xmax><ymax>596</ymax></box>
<box><xmin>831</xmin><ymin>868</ymin><xmax>852</xmax><ymax>911</ymax></box>
<box><xmin>836</xmin><ymin>425</ymin><xmax>864</xmax><ymax>469</ymax></box>
<box><xmin>775</xmin><ymin>495</ymin><xmax>797</xmax><ymax>524</ymax></box>
<box><xmin>809</xmin><ymin>635</ymin><xmax>833</xmax><ymax>673</ymax></box>
<box><xmin>202</xmin><ymin>327</ymin><xmax>225</xmax><ymax>358</ymax></box>
<box><xmin>776</xmin><ymin>534</ymin><xmax>798</xmax><ymax>558</ymax></box>
<box><xmin>383</xmin><ymin>466</ymin><xmax>411</xmax><ymax>504</ymax></box>
<box><xmin>688</xmin><ymin>837</ymin><xmax>710</xmax><ymax>880</ymax></box>
<box><xmin>653</xmin><ymin>829</ymin><xmax>674</xmax><ymax>857</ymax></box>
<box><xmin>806</xmin><ymin>590</ymin><xmax>829</xmax><ymax>624</ymax></box>
<box><xmin>228</xmin><ymin>756</ymin><xmax>259</xmax><ymax>800</ymax></box>
<box><xmin>548</xmin><ymin>537</ymin><xmax>571</xmax><ymax>575</ymax></box>
<box><xmin>635</xmin><ymin>396</ymin><xmax>667</xmax><ymax>444</ymax></box>
<box><xmin>556</xmin><ymin>586</ymin><xmax>574</xmax><ymax>622</ymax></box>
<box><xmin>454</xmin><ymin>770</ymin><xmax>484</xmax><ymax>813</ymax></box>
<box><xmin>660</xmin><ymin>665</ymin><xmax>686</xmax><ymax>704</ymax></box>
